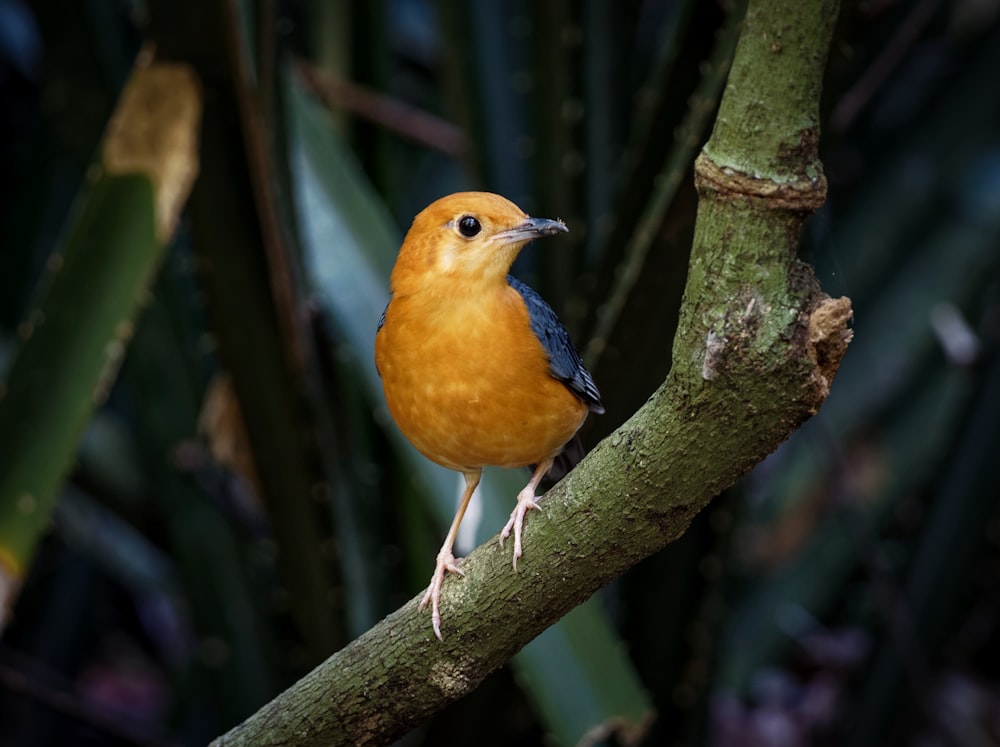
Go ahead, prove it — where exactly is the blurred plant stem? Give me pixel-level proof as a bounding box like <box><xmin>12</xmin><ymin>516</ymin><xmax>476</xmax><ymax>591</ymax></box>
<box><xmin>149</xmin><ymin>0</ymin><xmax>348</xmax><ymax>659</ymax></box>
<box><xmin>0</xmin><ymin>58</ymin><xmax>200</xmax><ymax>630</ymax></box>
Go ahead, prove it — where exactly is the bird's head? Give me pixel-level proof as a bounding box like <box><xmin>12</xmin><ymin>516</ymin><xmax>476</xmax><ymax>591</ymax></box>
<box><xmin>391</xmin><ymin>192</ymin><xmax>568</xmax><ymax>294</ymax></box>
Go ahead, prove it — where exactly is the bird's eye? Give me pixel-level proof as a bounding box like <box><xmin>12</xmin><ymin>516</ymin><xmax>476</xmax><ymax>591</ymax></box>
<box><xmin>457</xmin><ymin>215</ymin><xmax>481</xmax><ymax>238</ymax></box>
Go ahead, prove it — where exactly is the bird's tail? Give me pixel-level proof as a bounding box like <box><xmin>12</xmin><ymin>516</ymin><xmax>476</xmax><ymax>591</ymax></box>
<box><xmin>533</xmin><ymin>433</ymin><xmax>587</xmax><ymax>488</ymax></box>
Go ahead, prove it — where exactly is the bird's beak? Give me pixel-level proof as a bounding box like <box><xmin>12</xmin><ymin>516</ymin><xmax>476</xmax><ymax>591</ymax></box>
<box><xmin>495</xmin><ymin>217</ymin><xmax>568</xmax><ymax>245</ymax></box>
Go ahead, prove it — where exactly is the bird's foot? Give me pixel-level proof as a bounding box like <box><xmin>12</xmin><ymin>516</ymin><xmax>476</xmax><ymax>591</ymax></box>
<box><xmin>419</xmin><ymin>549</ymin><xmax>464</xmax><ymax>640</ymax></box>
<box><xmin>499</xmin><ymin>486</ymin><xmax>543</xmax><ymax>570</ymax></box>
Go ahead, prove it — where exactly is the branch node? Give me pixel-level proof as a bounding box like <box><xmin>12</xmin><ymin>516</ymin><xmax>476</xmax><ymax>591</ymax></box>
<box><xmin>694</xmin><ymin>151</ymin><xmax>827</xmax><ymax>212</ymax></box>
<box><xmin>804</xmin><ymin>296</ymin><xmax>854</xmax><ymax>408</ymax></box>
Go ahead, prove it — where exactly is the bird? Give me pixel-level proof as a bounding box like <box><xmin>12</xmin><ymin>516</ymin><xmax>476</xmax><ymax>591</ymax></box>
<box><xmin>374</xmin><ymin>192</ymin><xmax>603</xmax><ymax>639</ymax></box>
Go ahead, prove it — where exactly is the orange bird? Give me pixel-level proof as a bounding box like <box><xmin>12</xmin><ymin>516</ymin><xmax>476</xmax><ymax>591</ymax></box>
<box><xmin>375</xmin><ymin>192</ymin><xmax>603</xmax><ymax>639</ymax></box>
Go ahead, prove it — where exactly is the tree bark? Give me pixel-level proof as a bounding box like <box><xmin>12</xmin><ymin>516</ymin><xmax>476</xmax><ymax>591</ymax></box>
<box><xmin>212</xmin><ymin>0</ymin><xmax>850</xmax><ymax>744</ymax></box>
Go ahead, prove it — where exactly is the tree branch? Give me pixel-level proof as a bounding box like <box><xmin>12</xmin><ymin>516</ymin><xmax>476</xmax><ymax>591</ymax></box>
<box><xmin>212</xmin><ymin>0</ymin><xmax>850</xmax><ymax>744</ymax></box>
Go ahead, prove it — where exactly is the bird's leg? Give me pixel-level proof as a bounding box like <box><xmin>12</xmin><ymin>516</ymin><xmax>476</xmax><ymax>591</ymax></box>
<box><xmin>499</xmin><ymin>458</ymin><xmax>553</xmax><ymax>570</ymax></box>
<box><xmin>419</xmin><ymin>470</ymin><xmax>481</xmax><ymax>640</ymax></box>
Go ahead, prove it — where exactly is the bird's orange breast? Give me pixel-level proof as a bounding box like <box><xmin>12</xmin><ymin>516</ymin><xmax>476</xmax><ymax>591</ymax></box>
<box><xmin>375</xmin><ymin>285</ymin><xmax>588</xmax><ymax>472</ymax></box>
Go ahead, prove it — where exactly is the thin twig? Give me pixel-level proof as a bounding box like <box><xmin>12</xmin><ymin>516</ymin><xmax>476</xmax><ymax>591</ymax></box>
<box><xmin>830</xmin><ymin>0</ymin><xmax>942</xmax><ymax>133</ymax></box>
<box><xmin>295</xmin><ymin>59</ymin><xmax>467</xmax><ymax>156</ymax></box>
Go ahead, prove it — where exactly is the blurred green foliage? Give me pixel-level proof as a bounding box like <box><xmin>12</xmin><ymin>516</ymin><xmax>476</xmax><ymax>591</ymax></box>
<box><xmin>1</xmin><ymin>0</ymin><xmax>999</xmax><ymax>745</ymax></box>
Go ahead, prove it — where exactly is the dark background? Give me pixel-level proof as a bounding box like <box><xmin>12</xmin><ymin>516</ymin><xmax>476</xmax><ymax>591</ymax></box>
<box><xmin>1</xmin><ymin>1</ymin><xmax>999</xmax><ymax>745</ymax></box>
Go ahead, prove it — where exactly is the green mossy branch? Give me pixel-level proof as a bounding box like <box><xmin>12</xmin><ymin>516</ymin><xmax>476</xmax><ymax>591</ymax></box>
<box><xmin>212</xmin><ymin>0</ymin><xmax>850</xmax><ymax>744</ymax></box>
<box><xmin>704</xmin><ymin>0</ymin><xmax>839</xmax><ymax>183</ymax></box>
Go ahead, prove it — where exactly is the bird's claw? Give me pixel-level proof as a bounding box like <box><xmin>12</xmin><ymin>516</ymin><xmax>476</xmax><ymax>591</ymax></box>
<box><xmin>499</xmin><ymin>489</ymin><xmax>543</xmax><ymax>570</ymax></box>
<box><xmin>419</xmin><ymin>551</ymin><xmax>463</xmax><ymax>640</ymax></box>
